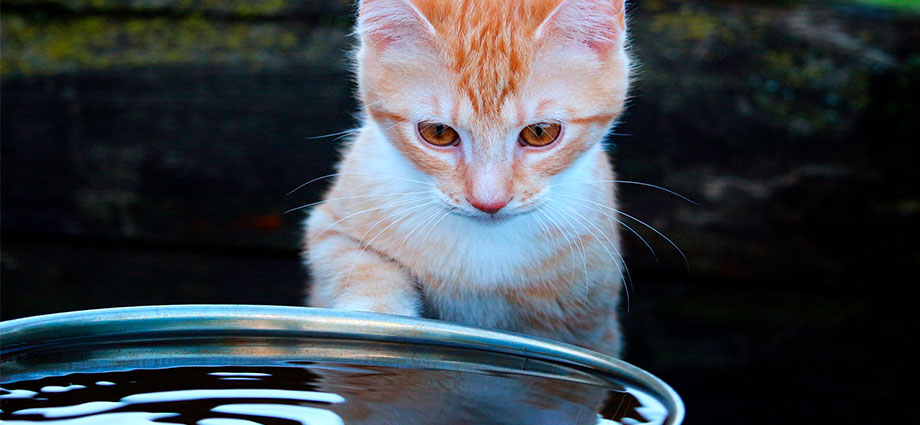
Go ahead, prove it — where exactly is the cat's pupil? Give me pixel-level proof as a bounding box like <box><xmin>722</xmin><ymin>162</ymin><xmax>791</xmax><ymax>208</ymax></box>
<box><xmin>435</xmin><ymin>125</ymin><xmax>445</xmax><ymax>136</ymax></box>
<box><xmin>534</xmin><ymin>125</ymin><xmax>545</xmax><ymax>137</ymax></box>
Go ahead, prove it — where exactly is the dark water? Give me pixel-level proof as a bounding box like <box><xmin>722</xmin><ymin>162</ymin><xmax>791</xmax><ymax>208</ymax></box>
<box><xmin>0</xmin><ymin>365</ymin><xmax>666</xmax><ymax>425</ymax></box>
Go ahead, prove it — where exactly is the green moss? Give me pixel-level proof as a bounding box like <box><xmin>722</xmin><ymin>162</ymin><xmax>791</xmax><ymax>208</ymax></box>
<box><xmin>850</xmin><ymin>0</ymin><xmax>920</xmax><ymax>13</ymax></box>
<box><xmin>1</xmin><ymin>0</ymin><xmax>300</xmax><ymax>16</ymax></box>
<box><xmin>750</xmin><ymin>42</ymin><xmax>880</xmax><ymax>135</ymax></box>
<box><xmin>649</xmin><ymin>5</ymin><xmax>727</xmax><ymax>42</ymax></box>
<box><xmin>1</xmin><ymin>13</ymin><xmax>346</xmax><ymax>76</ymax></box>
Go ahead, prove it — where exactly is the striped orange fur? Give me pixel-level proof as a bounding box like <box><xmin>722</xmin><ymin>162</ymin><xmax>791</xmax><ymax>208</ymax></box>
<box><xmin>304</xmin><ymin>0</ymin><xmax>631</xmax><ymax>356</ymax></box>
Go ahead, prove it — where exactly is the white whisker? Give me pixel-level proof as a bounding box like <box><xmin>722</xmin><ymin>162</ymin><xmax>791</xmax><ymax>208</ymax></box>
<box><xmin>354</xmin><ymin>200</ymin><xmax>434</xmax><ymax>249</ymax></box>
<box><xmin>555</xmin><ymin>202</ymin><xmax>631</xmax><ymax>311</ymax></box>
<box><xmin>418</xmin><ymin>208</ymin><xmax>452</xmax><ymax>247</ymax></box>
<box><xmin>287</xmin><ymin>172</ymin><xmax>435</xmax><ymax>196</ymax></box>
<box><xmin>561</xmin><ymin>194</ymin><xmax>689</xmax><ymax>269</ymax></box>
<box><xmin>306</xmin><ymin>128</ymin><xmax>360</xmax><ymax>140</ymax></box>
<box><xmin>547</xmin><ymin>179</ymin><xmax>697</xmax><ymax>204</ymax></box>
<box><xmin>543</xmin><ymin>203</ymin><xmax>590</xmax><ymax>302</ymax></box>
<box><xmin>536</xmin><ymin>207</ymin><xmax>578</xmax><ymax>283</ymax></box>
<box><xmin>285</xmin><ymin>190</ymin><xmax>430</xmax><ymax>214</ymax></box>
<box><xmin>344</xmin><ymin>200</ymin><xmax>437</xmax><ymax>285</ymax></box>
<box><xmin>556</xmin><ymin>192</ymin><xmax>658</xmax><ymax>264</ymax></box>
<box><xmin>309</xmin><ymin>195</ymin><xmax>429</xmax><ymax>245</ymax></box>
<box><xmin>531</xmin><ymin>209</ymin><xmax>559</xmax><ymax>255</ymax></box>
<box><xmin>396</xmin><ymin>204</ymin><xmax>442</xmax><ymax>253</ymax></box>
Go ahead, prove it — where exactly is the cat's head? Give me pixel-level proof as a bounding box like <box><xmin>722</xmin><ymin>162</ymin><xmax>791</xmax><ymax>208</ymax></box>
<box><xmin>356</xmin><ymin>0</ymin><xmax>630</xmax><ymax>219</ymax></box>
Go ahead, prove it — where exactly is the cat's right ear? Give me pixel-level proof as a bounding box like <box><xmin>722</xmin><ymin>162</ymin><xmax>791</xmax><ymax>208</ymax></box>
<box><xmin>357</xmin><ymin>0</ymin><xmax>437</xmax><ymax>49</ymax></box>
<box><xmin>535</xmin><ymin>0</ymin><xmax>627</xmax><ymax>55</ymax></box>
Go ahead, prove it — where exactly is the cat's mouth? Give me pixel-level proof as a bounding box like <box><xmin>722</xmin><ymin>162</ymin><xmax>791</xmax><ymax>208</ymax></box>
<box><xmin>449</xmin><ymin>206</ymin><xmax>538</xmax><ymax>225</ymax></box>
<box><xmin>442</xmin><ymin>205</ymin><xmax>511</xmax><ymax>223</ymax></box>
<box><xmin>474</xmin><ymin>213</ymin><xmax>512</xmax><ymax>225</ymax></box>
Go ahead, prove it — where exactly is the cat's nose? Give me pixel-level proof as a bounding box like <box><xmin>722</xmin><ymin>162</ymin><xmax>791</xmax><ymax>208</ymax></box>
<box><xmin>468</xmin><ymin>197</ymin><xmax>511</xmax><ymax>214</ymax></box>
<box><xmin>464</xmin><ymin>161</ymin><xmax>512</xmax><ymax>214</ymax></box>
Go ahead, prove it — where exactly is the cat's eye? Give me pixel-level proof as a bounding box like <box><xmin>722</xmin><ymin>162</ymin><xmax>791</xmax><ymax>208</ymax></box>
<box><xmin>418</xmin><ymin>122</ymin><xmax>460</xmax><ymax>147</ymax></box>
<box><xmin>519</xmin><ymin>122</ymin><xmax>562</xmax><ymax>147</ymax></box>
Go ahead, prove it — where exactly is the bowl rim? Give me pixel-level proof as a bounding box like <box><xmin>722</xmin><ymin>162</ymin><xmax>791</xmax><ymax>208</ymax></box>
<box><xmin>0</xmin><ymin>304</ymin><xmax>684</xmax><ymax>424</ymax></box>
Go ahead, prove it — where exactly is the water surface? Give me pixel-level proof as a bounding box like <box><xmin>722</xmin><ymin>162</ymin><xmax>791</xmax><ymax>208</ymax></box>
<box><xmin>1</xmin><ymin>364</ymin><xmax>668</xmax><ymax>425</ymax></box>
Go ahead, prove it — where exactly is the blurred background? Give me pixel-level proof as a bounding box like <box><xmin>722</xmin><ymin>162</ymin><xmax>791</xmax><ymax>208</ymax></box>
<box><xmin>1</xmin><ymin>0</ymin><xmax>917</xmax><ymax>423</ymax></box>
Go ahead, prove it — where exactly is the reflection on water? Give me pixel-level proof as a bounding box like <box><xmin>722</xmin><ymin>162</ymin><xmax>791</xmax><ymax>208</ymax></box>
<box><xmin>0</xmin><ymin>365</ymin><xmax>668</xmax><ymax>425</ymax></box>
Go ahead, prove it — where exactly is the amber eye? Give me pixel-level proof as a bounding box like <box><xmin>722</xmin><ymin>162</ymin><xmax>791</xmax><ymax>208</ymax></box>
<box><xmin>418</xmin><ymin>122</ymin><xmax>460</xmax><ymax>147</ymax></box>
<box><xmin>519</xmin><ymin>122</ymin><xmax>562</xmax><ymax>147</ymax></box>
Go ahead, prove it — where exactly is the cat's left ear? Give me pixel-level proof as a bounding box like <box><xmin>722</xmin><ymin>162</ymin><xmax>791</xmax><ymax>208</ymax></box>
<box><xmin>535</xmin><ymin>0</ymin><xmax>626</xmax><ymax>55</ymax></box>
<box><xmin>357</xmin><ymin>0</ymin><xmax>437</xmax><ymax>49</ymax></box>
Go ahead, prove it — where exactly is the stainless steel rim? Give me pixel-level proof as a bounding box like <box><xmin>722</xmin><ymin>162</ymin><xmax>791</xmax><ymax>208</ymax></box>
<box><xmin>0</xmin><ymin>304</ymin><xmax>684</xmax><ymax>424</ymax></box>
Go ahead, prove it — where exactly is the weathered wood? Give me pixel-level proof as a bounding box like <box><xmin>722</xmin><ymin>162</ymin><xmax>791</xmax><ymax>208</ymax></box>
<box><xmin>2</xmin><ymin>66</ymin><xmax>353</xmax><ymax>249</ymax></box>
<box><xmin>4</xmin><ymin>1</ymin><xmax>917</xmax><ymax>287</ymax></box>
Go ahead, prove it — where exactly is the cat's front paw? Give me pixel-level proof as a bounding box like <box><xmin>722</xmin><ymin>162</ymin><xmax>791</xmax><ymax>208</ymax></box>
<box><xmin>334</xmin><ymin>297</ymin><xmax>420</xmax><ymax>318</ymax></box>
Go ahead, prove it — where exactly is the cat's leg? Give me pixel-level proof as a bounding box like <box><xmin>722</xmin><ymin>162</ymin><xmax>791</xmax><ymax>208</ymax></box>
<box><xmin>594</xmin><ymin>313</ymin><xmax>624</xmax><ymax>358</ymax></box>
<box><xmin>304</xmin><ymin>206</ymin><xmax>421</xmax><ymax>317</ymax></box>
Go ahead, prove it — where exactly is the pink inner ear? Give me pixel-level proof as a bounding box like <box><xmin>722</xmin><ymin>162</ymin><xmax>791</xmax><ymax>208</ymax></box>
<box><xmin>358</xmin><ymin>0</ymin><xmax>434</xmax><ymax>49</ymax></box>
<box><xmin>540</xmin><ymin>0</ymin><xmax>626</xmax><ymax>55</ymax></box>
<box><xmin>364</xmin><ymin>18</ymin><xmax>403</xmax><ymax>47</ymax></box>
<box><xmin>585</xmin><ymin>39</ymin><xmax>610</xmax><ymax>55</ymax></box>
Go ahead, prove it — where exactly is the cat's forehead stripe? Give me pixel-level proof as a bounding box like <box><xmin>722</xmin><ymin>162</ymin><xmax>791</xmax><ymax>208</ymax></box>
<box><xmin>414</xmin><ymin>0</ymin><xmax>562</xmax><ymax>118</ymax></box>
<box><xmin>535</xmin><ymin>99</ymin><xmax>555</xmax><ymax>117</ymax></box>
<box><xmin>429</xmin><ymin>95</ymin><xmax>441</xmax><ymax>116</ymax></box>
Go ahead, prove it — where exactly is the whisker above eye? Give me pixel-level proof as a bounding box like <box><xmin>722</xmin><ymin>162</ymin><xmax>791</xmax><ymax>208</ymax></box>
<box><xmin>305</xmin><ymin>127</ymin><xmax>361</xmax><ymax>140</ymax></box>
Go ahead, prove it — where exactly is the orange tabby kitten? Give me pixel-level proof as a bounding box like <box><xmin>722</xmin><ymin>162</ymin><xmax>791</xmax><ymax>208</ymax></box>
<box><xmin>304</xmin><ymin>0</ymin><xmax>630</xmax><ymax>356</ymax></box>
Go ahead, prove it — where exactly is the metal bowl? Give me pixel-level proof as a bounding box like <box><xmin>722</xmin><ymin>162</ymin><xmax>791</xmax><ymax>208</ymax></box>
<box><xmin>1</xmin><ymin>305</ymin><xmax>684</xmax><ymax>424</ymax></box>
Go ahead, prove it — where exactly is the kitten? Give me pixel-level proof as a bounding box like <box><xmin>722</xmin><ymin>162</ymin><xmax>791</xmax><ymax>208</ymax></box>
<box><xmin>304</xmin><ymin>0</ymin><xmax>631</xmax><ymax>356</ymax></box>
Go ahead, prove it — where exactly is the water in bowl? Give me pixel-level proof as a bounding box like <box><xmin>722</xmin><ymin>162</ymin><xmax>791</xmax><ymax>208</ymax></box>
<box><xmin>1</xmin><ymin>363</ymin><xmax>667</xmax><ymax>425</ymax></box>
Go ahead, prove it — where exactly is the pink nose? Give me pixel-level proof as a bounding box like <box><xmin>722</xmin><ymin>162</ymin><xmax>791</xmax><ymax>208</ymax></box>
<box><xmin>468</xmin><ymin>197</ymin><xmax>511</xmax><ymax>214</ymax></box>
